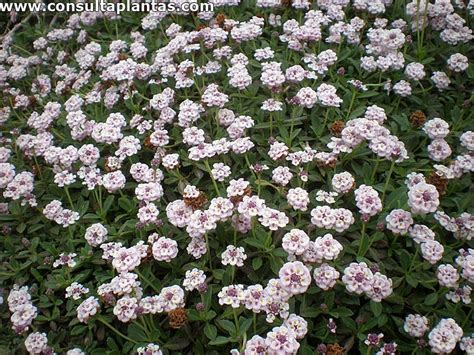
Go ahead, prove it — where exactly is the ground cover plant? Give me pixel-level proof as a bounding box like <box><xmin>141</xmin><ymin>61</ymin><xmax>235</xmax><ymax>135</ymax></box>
<box><xmin>0</xmin><ymin>0</ymin><xmax>473</xmax><ymax>354</ymax></box>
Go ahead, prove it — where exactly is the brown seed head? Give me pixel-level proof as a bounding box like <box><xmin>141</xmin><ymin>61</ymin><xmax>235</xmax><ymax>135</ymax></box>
<box><xmin>329</xmin><ymin>120</ymin><xmax>345</xmax><ymax>137</ymax></box>
<box><xmin>184</xmin><ymin>192</ymin><xmax>208</xmax><ymax>210</ymax></box>
<box><xmin>144</xmin><ymin>136</ymin><xmax>154</xmax><ymax>149</ymax></box>
<box><xmin>409</xmin><ymin>110</ymin><xmax>427</xmax><ymax>128</ymax></box>
<box><xmin>216</xmin><ymin>13</ymin><xmax>226</xmax><ymax>26</ymax></box>
<box><xmin>426</xmin><ymin>172</ymin><xmax>448</xmax><ymax>196</ymax></box>
<box><xmin>326</xmin><ymin>343</ymin><xmax>345</xmax><ymax>355</ymax></box>
<box><xmin>168</xmin><ymin>307</ymin><xmax>188</xmax><ymax>329</ymax></box>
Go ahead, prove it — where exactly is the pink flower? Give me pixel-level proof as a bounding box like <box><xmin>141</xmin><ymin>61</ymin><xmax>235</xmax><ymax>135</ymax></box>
<box><xmin>265</xmin><ymin>326</ymin><xmax>300</xmax><ymax>354</ymax></box>
<box><xmin>278</xmin><ymin>261</ymin><xmax>312</xmax><ymax>296</ymax></box>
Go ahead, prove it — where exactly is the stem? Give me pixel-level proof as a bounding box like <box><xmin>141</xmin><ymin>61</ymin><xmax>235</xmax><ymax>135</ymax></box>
<box><xmin>256</xmin><ymin>173</ymin><xmax>261</xmax><ymax>197</ymax></box>
<box><xmin>370</xmin><ymin>159</ymin><xmax>380</xmax><ymax>183</ymax></box>
<box><xmin>357</xmin><ymin>222</ymin><xmax>367</xmax><ymax>257</ymax></box>
<box><xmin>204</xmin><ymin>233</ymin><xmax>213</xmax><ymax>272</ymax></box>
<box><xmin>408</xmin><ymin>246</ymin><xmax>419</xmax><ymax>273</ymax></box>
<box><xmin>231</xmin><ymin>265</ymin><xmax>235</xmax><ymax>283</ymax></box>
<box><xmin>204</xmin><ymin>159</ymin><xmax>220</xmax><ymax>196</ymax></box>
<box><xmin>244</xmin><ymin>155</ymin><xmax>258</xmax><ymax>181</ymax></box>
<box><xmin>269</xmin><ymin>113</ymin><xmax>273</xmax><ymax>137</ymax></box>
<box><xmin>233</xmin><ymin>308</ymin><xmax>240</xmax><ymax>336</ymax></box>
<box><xmin>147</xmin><ymin>314</ymin><xmax>156</xmax><ymax>330</ymax></box>
<box><xmin>415</xmin><ymin>0</ymin><xmax>421</xmax><ymax>56</ymax></box>
<box><xmin>67</xmin><ymin>227</ymin><xmax>74</xmax><ymax>246</ymax></box>
<box><xmin>253</xmin><ymin>312</ymin><xmax>257</xmax><ymax>334</ymax></box>
<box><xmin>33</xmin><ymin>155</ymin><xmax>43</xmax><ymax>179</ymax></box>
<box><xmin>135</xmin><ymin>269</ymin><xmax>160</xmax><ymax>293</ymax></box>
<box><xmin>136</xmin><ymin>318</ymin><xmax>151</xmax><ymax>339</ymax></box>
<box><xmin>390</xmin><ymin>234</ymin><xmax>400</xmax><ymax>253</ymax></box>
<box><xmin>417</xmin><ymin>0</ymin><xmax>429</xmax><ymax>60</ymax></box>
<box><xmin>94</xmin><ymin>190</ymin><xmax>104</xmax><ymax>219</ymax></box>
<box><xmin>289</xmin><ymin>113</ymin><xmax>295</xmax><ymax>148</ymax></box>
<box><xmin>345</xmin><ymin>90</ymin><xmax>357</xmax><ymax>119</ymax></box>
<box><xmin>64</xmin><ymin>186</ymin><xmax>75</xmax><ymax>210</ymax></box>
<box><xmin>321</xmin><ymin>109</ymin><xmax>329</xmax><ymax>135</ymax></box>
<box><xmin>393</xmin><ymin>96</ymin><xmax>401</xmax><ymax>114</ymax></box>
<box><xmin>381</xmin><ymin>160</ymin><xmax>395</xmax><ymax>203</ymax></box>
<box><xmin>462</xmin><ymin>308</ymin><xmax>473</xmax><ymax>328</ymax></box>
<box><xmin>96</xmin><ymin>316</ymin><xmax>138</xmax><ymax>344</ymax></box>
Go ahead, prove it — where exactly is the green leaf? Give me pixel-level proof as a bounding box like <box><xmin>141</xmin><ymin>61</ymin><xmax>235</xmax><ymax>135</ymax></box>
<box><xmin>332</xmin><ymin>307</ymin><xmax>354</xmax><ymax>318</ymax></box>
<box><xmin>208</xmin><ymin>336</ymin><xmax>231</xmax><ymax>346</ymax></box>
<box><xmin>299</xmin><ymin>345</ymin><xmax>315</xmax><ymax>355</ymax></box>
<box><xmin>377</xmin><ymin>314</ymin><xmax>388</xmax><ymax>327</ymax></box>
<box><xmin>70</xmin><ymin>325</ymin><xmax>87</xmax><ymax>336</ymax></box>
<box><xmin>360</xmin><ymin>316</ymin><xmax>379</xmax><ymax>332</ymax></box>
<box><xmin>118</xmin><ymin>196</ymin><xmax>135</xmax><ymax>212</ymax></box>
<box><xmin>424</xmin><ymin>293</ymin><xmax>438</xmax><ymax>306</ymax></box>
<box><xmin>244</xmin><ymin>238</ymin><xmax>265</xmax><ymax>249</ymax></box>
<box><xmin>127</xmin><ymin>323</ymin><xmax>148</xmax><ymax>342</ymax></box>
<box><xmin>106</xmin><ymin>338</ymin><xmax>120</xmax><ymax>351</ymax></box>
<box><xmin>370</xmin><ymin>300</ymin><xmax>383</xmax><ymax>317</ymax></box>
<box><xmin>348</xmin><ymin>105</ymin><xmax>366</xmax><ymax>119</ymax></box>
<box><xmin>406</xmin><ymin>274</ymin><xmax>419</xmax><ymax>288</ymax></box>
<box><xmin>217</xmin><ymin>319</ymin><xmax>236</xmax><ymax>335</ymax></box>
<box><xmin>164</xmin><ymin>335</ymin><xmax>190</xmax><ymax>350</ymax></box>
<box><xmin>300</xmin><ymin>307</ymin><xmax>320</xmax><ymax>318</ymax></box>
<box><xmin>240</xmin><ymin>317</ymin><xmax>252</xmax><ymax>335</ymax></box>
<box><xmin>271</xmin><ymin>248</ymin><xmax>287</xmax><ymax>257</ymax></box>
<box><xmin>341</xmin><ymin>317</ymin><xmax>357</xmax><ymax>332</ymax></box>
<box><xmin>78</xmin><ymin>200</ymin><xmax>90</xmax><ymax>216</ymax></box>
<box><xmin>16</xmin><ymin>223</ymin><xmax>26</xmax><ymax>233</ymax></box>
<box><xmin>103</xmin><ymin>195</ymin><xmax>115</xmax><ymax>214</ymax></box>
<box><xmin>204</xmin><ymin>323</ymin><xmax>217</xmax><ymax>340</ymax></box>
<box><xmin>252</xmin><ymin>257</ymin><xmax>263</xmax><ymax>270</ymax></box>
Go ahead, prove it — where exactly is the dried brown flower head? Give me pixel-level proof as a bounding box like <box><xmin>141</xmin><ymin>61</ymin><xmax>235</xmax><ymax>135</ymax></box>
<box><xmin>229</xmin><ymin>186</ymin><xmax>252</xmax><ymax>205</ymax></box>
<box><xmin>317</xmin><ymin>158</ymin><xmax>338</xmax><ymax>169</ymax></box>
<box><xmin>118</xmin><ymin>53</ymin><xmax>128</xmax><ymax>61</ymax></box>
<box><xmin>329</xmin><ymin>120</ymin><xmax>345</xmax><ymax>137</ymax></box>
<box><xmin>104</xmin><ymin>157</ymin><xmax>121</xmax><ymax>172</ymax></box>
<box><xmin>216</xmin><ymin>13</ymin><xmax>226</xmax><ymax>26</ymax></box>
<box><xmin>426</xmin><ymin>172</ymin><xmax>448</xmax><ymax>195</ymax></box>
<box><xmin>144</xmin><ymin>135</ymin><xmax>154</xmax><ymax>149</ymax></box>
<box><xmin>184</xmin><ymin>192</ymin><xmax>208</xmax><ymax>210</ymax></box>
<box><xmin>168</xmin><ymin>307</ymin><xmax>188</xmax><ymax>329</ymax></box>
<box><xmin>326</xmin><ymin>343</ymin><xmax>345</xmax><ymax>355</ymax></box>
<box><xmin>409</xmin><ymin>110</ymin><xmax>427</xmax><ymax>128</ymax></box>
<box><xmin>28</xmin><ymin>96</ymin><xmax>37</xmax><ymax>107</ymax></box>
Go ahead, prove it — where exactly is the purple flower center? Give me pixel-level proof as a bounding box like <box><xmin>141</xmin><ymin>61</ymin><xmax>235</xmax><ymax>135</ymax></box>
<box><xmin>290</xmin><ymin>273</ymin><xmax>301</xmax><ymax>283</ymax></box>
<box><xmin>355</xmin><ymin>272</ymin><xmax>365</xmax><ymax>282</ymax></box>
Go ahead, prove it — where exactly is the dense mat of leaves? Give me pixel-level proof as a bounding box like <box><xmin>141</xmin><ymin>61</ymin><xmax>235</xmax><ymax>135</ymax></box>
<box><xmin>0</xmin><ymin>1</ymin><xmax>473</xmax><ymax>354</ymax></box>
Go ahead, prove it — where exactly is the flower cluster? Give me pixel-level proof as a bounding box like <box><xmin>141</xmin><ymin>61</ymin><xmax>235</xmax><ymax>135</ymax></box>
<box><xmin>7</xmin><ymin>285</ymin><xmax>37</xmax><ymax>334</ymax></box>
<box><xmin>342</xmin><ymin>262</ymin><xmax>393</xmax><ymax>302</ymax></box>
<box><xmin>428</xmin><ymin>318</ymin><xmax>463</xmax><ymax>354</ymax></box>
<box><xmin>310</xmin><ymin>206</ymin><xmax>354</xmax><ymax>232</ymax></box>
